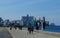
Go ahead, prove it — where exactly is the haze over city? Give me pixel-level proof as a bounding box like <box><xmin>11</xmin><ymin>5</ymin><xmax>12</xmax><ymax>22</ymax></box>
<box><xmin>0</xmin><ymin>0</ymin><xmax>60</xmax><ymax>25</ymax></box>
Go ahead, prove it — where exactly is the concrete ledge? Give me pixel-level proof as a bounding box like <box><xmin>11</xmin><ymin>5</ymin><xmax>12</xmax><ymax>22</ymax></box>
<box><xmin>7</xmin><ymin>27</ymin><xmax>60</xmax><ymax>37</ymax></box>
<box><xmin>34</xmin><ymin>30</ymin><xmax>60</xmax><ymax>37</ymax></box>
<box><xmin>22</xmin><ymin>28</ymin><xmax>60</xmax><ymax>37</ymax></box>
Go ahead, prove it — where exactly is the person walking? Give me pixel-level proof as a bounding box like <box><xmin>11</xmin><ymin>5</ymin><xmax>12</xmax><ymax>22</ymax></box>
<box><xmin>28</xmin><ymin>23</ymin><xmax>31</xmax><ymax>34</ymax></box>
<box><xmin>41</xmin><ymin>21</ymin><xmax>46</xmax><ymax>31</ymax></box>
<box><xmin>36</xmin><ymin>21</ymin><xmax>41</xmax><ymax>32</ymax></box>
<box><xmin>19</xmin><ymin>20</ymin><xmax>24</xmax><ymax>30</ymax></box>
<box><xmin>30</xmin><ymin>20</ymin><xmax>34</xmax><ymax>34</ymax></box>
<box><xmin>43</xmin><ymin>22</ymin><xmax>46</xmax><ymax>30</ymax></box>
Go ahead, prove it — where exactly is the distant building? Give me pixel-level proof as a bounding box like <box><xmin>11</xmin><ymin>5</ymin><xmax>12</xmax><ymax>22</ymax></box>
<box><xmin>21</xmin><ymin>14</ymin><xmax>34</xmax><ymax>26</ymax></box>
<box><xmin>10</xmin><ymin>20</ymin><xmax>21</xmax><ymax>26</ymax></box>
<box><xmin>42</xmin><ymin>17</ymin><xmax>45</xmax><ymax>22</ymax></box>
<box><xmin>0</xmin><ymin>17</ymin><xmax>3</xmax><ymax>22</ymax></box>
<box><xmin>41</xmin><ymin>17</ymin><xmax>49</xmax><ymax>26</ymax></box>
<box><xmin>11</xmin><ymin>20</ymin><xmax>20</xmax><ymax>24</ymax></box>
<box><xmin>50</xmin><ymin>23</ymin><xmax>55</xmax><ymax>26</ymax></box>
<box><xmin>4</xmin><ymin>19</ymin><xmax>10</xmax><ymax>26</ymax></box>
<box><xmin>0</xmin><ymin>17</ymin><xmax>4</xmax><ymax>26</ymax></box>
<box><xmin>20</xmin><ymin>20</ymin><xmax>24</xmax><ymax>26</ymax></box>
<box><xmin>45</xmin><ymin>21</ymin><xmax>49</xmax><ymax>26</ymax></box>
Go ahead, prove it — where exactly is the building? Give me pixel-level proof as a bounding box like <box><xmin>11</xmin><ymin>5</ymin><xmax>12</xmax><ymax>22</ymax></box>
<box><xmin>4</xmin><ymin>19</ymin><xmax>10</xmax><ymax>26</ymax></box>
<box><xmin>42</xmin><ymin>17</ymin><xmax>45</xmax><ymax>22</ymax></box>
<box><xmin>21</xmin><ymin>14</ymin><xmax>34</xmax><ymax>26</ymax></box>
<box><xmin>45</xmin><ymin>21</ymin><xmax>49</xmax><ymax>26</ymax></box>
<box><xmin>0</xmin><ymin>17</ymin><xmax>4</xmax><ymax>26</ymax></box>
<box><xmin>50</xmin><ymin>23</ymin><xmax>55</xmax><ymax>26</ymax></box>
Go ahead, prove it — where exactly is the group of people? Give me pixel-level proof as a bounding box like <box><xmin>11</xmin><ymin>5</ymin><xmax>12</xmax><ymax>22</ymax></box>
<box><xmin>27</xmin><ymin>21</ymin><xmax>46</xmax><ymax>34</ymax></box>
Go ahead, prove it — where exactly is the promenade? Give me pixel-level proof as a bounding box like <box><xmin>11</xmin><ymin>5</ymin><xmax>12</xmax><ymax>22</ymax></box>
<box><xmin>0</xmin><ymin>27</ymin><xmax>13</xmax><ymax>38</ymax></box>
<box><xmin>7</xmin><ymin>28</ymin><xmax>60</xmax><ymax>38</ymax></box>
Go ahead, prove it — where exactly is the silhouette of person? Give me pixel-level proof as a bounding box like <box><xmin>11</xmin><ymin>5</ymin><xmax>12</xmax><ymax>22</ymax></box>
<box><xmin>36</xmin><ymin>21</ymin><xmax>41</xmax><ymax>31</ymax></box>
<box><xmin>28</xmin><ymin>23</ymin><xmax>34</xmax><ymax>34</ymax></box>
<box><xmin>43</xmin><ymin>22</ymin><xmax>46</xmax><ymax>30</ymax></box>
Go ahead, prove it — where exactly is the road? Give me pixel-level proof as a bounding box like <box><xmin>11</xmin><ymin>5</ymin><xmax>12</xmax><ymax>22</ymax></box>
<box><xmin>0</xmin><ymin>27</ymin><xmax>13</xmax><ymax>38</ymax></box>
<box><xmin>7</xmin><ymin>28</ymin><xmax>60</xmax><ymax>38</ymax></box>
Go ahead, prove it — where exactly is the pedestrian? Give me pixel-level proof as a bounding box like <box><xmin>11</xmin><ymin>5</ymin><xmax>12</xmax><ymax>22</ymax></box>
<box><xmin>28</xmin><ymin>23</ymin><xmax>31</xmax><ymax>34</ymax></box>
<box><xmin>28</xmin><ymin>23</ymin><xmax>34</xmax><ymax>34</ymax></box>
<box><xmin>31</xmin><ymin>26</ymin><xmax>34</xmax><ymax>34</ymax></box>
<box><xmin>36</xmin><ymin>21</ymin><xmax>41</xmax><ymax>32</ymax></box>
<box><xmin>30</xmin><ymin>20</ymin><xmax>34</xmax><ymax>34</ymax></box>
<box><xmin>43</xmin><ymin>22</ymin><xmax>46</xmax><ymax>30</ymax></box>
<box><xmin>19</xmin><ymin>21</ymin><xmax>23</xmax><ymax>30</ymax></box>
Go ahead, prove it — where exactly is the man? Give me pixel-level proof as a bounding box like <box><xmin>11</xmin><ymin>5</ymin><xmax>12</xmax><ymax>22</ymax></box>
<box><xmin>28</xmin><ymin>23</ymin><xmax>31</xmax><ymax>34</ymax></box>
<box><xmin>28</xmin><ymin>23</ymin><xmax>34</xmax><ymax>34</ymax></box>
<box><xmin>36</xmin><ymin>21</ymin><xmax>41</xmax><ymax>32</ymax></box>
<box><xmin>43</xmin><ymin>22</ymin><xmax>46</xmax><ymax>30</ymax></box>
<box><xmin>30</xmin><ymin>20</ymin><xmax>34</xmax><ymax>34</ymax></box>
<box><xmin>19</xmin><ymin>21</ymin><xmax>24</xmax><ymax>30</ymax></box>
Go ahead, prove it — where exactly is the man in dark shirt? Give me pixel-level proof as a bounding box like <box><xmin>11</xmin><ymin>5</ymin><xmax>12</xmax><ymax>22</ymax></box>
<box><xmin>43</xmin><ymin>22</ymin><xmax>46</xmax><ymax>30</ymax></box>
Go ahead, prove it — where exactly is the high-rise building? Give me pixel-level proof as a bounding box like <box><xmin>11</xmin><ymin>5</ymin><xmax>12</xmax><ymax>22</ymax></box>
<box><xmin>4</xmin><ymin>19</ymin><xmax>10</xmax><ymax>26</ymax></box>
<box><xmin>21</xmin><ymin>14</ymin><xmax>34</xmax><ymax>26</ymax></box>
<box><xmin>42</xmin><ymin>17</ymin><xmax>45</xmax><ymax>22</ymax></box>
<box><xmin>45</xmin><ymin>21</ymin><xmax>49</xmax><ymax>26</ymax></box>
<box><xmin>50</xmin><ymin>23</ymin><xmax>55</xmax><ymax>26</ymax></box>
<box><xmin>0</xmin><ymin>17</ymin><xmax>4</xmax><ymax>26</ymax></box>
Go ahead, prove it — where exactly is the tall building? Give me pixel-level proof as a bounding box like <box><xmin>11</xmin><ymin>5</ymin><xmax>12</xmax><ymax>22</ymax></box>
<box><xmin>45</xmin><ymin>21</ymin><xmax>49</xmax><ymax>26</ymax></box>
<box><xmin>42</xmin><ymin>17</ymin><xmax>45</xmax><ymax>22</ymax></box>
<box><xmin>21</xmin><ymin>14</ymin><xmax>34</xmax><ymax>26</ymax></box>
<box><xmin>4</xmin><ymin>19</ymin><xmax>10</xmax><ymax>26</ymax></box>
<box><xmin>0</xmin><ymin>17</ymin><xmax>4</xmax><ymax>26</ymax></box>
<box><xmin>50</xmin><ymin>23</ymin><xmax>55</xmax><ymax>26</ymax></box>
<box><xmin>0</xmin><ymin>17</ymin><xmax>3</xmax><ymax>22</ymax></box>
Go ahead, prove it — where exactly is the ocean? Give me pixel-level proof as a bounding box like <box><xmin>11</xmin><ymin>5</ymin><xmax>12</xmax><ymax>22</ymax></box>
<box><xmin>45</xmin><ymin>26</ymin><xmax>60</xmax><ymax>33</ymax></box>
<box><xmin>23</xmin><ymin>25</ymin><xmax>60</xmax><ymax>33</ymax></box>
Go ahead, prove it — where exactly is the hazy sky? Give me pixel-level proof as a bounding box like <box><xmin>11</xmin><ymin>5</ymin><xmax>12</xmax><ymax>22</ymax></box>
<box><xmin>0</xmin><ymin>0</ymin><xmax>60</xmax><ymax>25</ymax></box>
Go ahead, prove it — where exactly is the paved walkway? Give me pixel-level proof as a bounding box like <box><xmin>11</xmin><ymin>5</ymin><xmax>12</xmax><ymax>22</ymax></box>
<box><xmin>0</xmin><ymin>27</ymin><xmax>13</xmax><ymax>38</ymax></box>
<box><xmin>7</xmin><ymin>28</ymin><xmax>60</xmax><ymax>38</ymax></box>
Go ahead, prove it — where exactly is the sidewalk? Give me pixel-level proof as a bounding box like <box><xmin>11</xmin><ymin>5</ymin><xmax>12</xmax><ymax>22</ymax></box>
<box><xmin>0</xmin><ymin>27</ymin><xmax>13</xmax><ymax>38</ymax></box>
<box><xmin>7</xmin><ymin>28</ymin><xmax>60</xmax><ymax>38</ymax></box>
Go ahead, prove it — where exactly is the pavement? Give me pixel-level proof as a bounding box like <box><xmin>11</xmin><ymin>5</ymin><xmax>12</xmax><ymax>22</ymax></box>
<box><xmin>0</xmin><ymin>27</ymin><xmax>13</xmax><ymax>38</ymax></box>
<box><xmin>7</xmin><ymin>28</ymin><xmax>60</xmax><ymax>38</ymax></box>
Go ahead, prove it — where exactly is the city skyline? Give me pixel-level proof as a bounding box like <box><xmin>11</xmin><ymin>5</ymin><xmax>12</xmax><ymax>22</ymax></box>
<box><xmin>0</xmin><ymin>0</ymin><xmax>60</xmax><ymax>25</ymax></box>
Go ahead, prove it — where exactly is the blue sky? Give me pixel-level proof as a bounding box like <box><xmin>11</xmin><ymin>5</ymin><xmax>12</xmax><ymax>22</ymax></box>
<box><xmin>0</xmin><ymin>0</ymin><xmax>60</xmax><ymax>25</ymax></box>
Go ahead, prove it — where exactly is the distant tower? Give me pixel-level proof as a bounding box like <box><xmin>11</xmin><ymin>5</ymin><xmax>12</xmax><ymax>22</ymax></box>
<box><xmin>21</xmin><ymin>14</ymin><xmax>34</xmax><ymax>26</ymax></box>
<box><xmin>41</xmin><ymin>17</ymin><xmax>46</xmax><ymax>31</ymax></box>
<box><xmin>43</xmin><ymin>17</ymin><xmax>45</xmax><ymax>22</ymax></box>
<box><xmin>0</xmin><ymin>17</ymin><xmax>3</xmax><ymax>22</ymax></box>
<box><xmin>39</xmin><ymin>18</ymin><xmax>41</xmax><ymax>22</ymax></box>
<box><xmin>34</xmin><ymin>18</ymin><xmax>37</xmax><ymax>21</ymax></box>
<box><xmin>27</xmin><ymin>14</ymin><xmax>29</xmax><ymax>17</ymax></box>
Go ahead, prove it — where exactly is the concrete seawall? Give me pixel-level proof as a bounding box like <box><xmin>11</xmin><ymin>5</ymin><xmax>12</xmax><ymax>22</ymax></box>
<box><xmin>23</xmin><ymin>28</ymin><xmax>60</xmax><ymax>37</ymax></box>
<box><xmin>7</xmin><ymin>28</ymin><xmax>60</xmax><ymax>38</ymax></box>
<box><xmin>34</xmin><ymin>30</ymin><xmax>60</xmax><ymax>37</ymax></box>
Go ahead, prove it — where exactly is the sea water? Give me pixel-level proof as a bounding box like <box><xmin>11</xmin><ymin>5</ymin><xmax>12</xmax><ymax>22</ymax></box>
<box><xmin>23</xmin><ymin>25</ymin><xmax>60</xmax><ymax>33</ymax></box>
<box><xmin>45</xmin><ymin>26</ymin><xmax>60</xmax><ymax>33</ymax></box>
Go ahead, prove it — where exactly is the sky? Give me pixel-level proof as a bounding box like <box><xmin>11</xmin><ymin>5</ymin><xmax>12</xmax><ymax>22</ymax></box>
<box><xmin>0</xmin><ymin>0</ymin><xmax>60</xmax><ymax>25</ymax></box>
